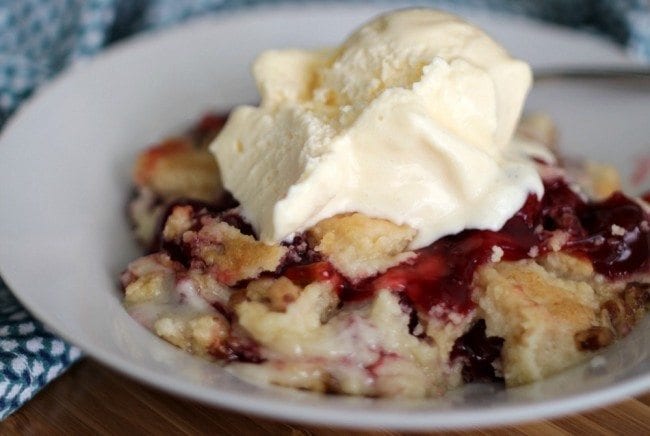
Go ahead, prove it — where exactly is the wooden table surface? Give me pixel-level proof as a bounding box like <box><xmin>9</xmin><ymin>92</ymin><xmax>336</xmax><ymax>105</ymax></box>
<box><xmin>3</xmin><ymin>358</ymin><xmax>649</xmax><ymax>435</ymax></box>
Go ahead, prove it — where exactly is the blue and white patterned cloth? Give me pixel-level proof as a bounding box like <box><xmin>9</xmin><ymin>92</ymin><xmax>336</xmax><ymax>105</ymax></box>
<box><xmin>0</xmin><ymin>0</ymin><xmax>649</xmax><ymax>421</ymax></box>
<box><xmin>0</xmin><ymin>279</ymin><xmax>81</xmax><ymax>419</ymax></box>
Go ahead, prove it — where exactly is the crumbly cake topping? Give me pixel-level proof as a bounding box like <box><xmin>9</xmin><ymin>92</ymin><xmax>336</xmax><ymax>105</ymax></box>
<box><xmin>307</xmin><ymin>213</ymin><xmax>417</xmax><ymax>281</ymax></box>
<box><xmin>122</xmin><ymin>112</ymin><xmax>650</xmax><ymax>398</ymax></box>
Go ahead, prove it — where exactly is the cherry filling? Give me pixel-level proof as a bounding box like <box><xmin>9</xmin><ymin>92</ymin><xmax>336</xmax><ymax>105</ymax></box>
<box><xmin>335</xmin><ymin>179</ymin><xmax>648</xmax><ymax>317</ymax></box>
<box><xmin>189</xmin><ymin>112</ymin><xmax>229</xmax><ymax>145</ymax></box>
<box><xmin>564</xmin><ymin>192</ymin><xmax>649</xmax><ymax>278</ymax></box>
<box><xmin>283</xmin><ymin>261</ymin><xmax>346</xmax><ymax>290</ymax></box>
<box><xmin>643</xmin><ymin>191</ymin><xmax>650</xmax><ymax>203</ymax></box>
<box><xmin>359</xmin><ymin>225</ymin><xmax>539</xmax><ymax>316</ymax></box>
<box><xmin>451</xmin><ymin>320</ymin><xmax>504</xmax><ymax>383</ymax></box>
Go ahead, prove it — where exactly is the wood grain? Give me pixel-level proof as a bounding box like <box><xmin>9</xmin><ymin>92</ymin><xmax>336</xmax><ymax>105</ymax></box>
<box><xmin>2</xmin><ymin>359</ymin><xmax>649</xmax><ymax>435</ymax></box>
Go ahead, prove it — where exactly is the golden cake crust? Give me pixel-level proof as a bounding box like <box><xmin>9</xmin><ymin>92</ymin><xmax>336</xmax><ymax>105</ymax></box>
<box><xmin>307</xmin><ymin>213</ymin><xmax>416</xmax><ymax>280</ymax></box>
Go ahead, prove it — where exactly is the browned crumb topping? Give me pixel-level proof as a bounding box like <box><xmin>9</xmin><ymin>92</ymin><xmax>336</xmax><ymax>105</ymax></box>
<box><xmin>244</xmin><ymin>277</ymin><xmax>304</xmax><ymax>312</ymax></box>
<box><xmin>574</xmin><ymin>326</ymin><xmax>615</xmax><ymax>351</ymax></box>
<box><xmin>162</xmin><ymin>205</ymin><xmax>196</xmax><ymax>240</ymax></box>
<box><xmin>184</xmin><ymin>218</ymin><xmax>287</xmax><ymax>286</ymax></box>
<box><xmin>475</xmin><ymin>259</ymin><xmax>602</xmax><ymax>386</ymax></box>
<box><xmin>307</xmin><ymin>213</ymin><xmax>416</xmax><ymax>280</ymax></box>
<box><xmin>133</xmin><ymin>138</ymin><xmax>223</xmax><ymax>202</ymax></box>
<box><xmin>600</xmin><ymin>282</ymin><xmax>650</xmax><ymax>337</ymax></box>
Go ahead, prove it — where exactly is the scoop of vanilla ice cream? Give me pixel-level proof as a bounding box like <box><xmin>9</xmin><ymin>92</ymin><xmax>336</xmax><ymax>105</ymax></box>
<box><xmin>211</xmin><ymin>9</ymin><xmax>543</xmax><ymax>249</ymax></box>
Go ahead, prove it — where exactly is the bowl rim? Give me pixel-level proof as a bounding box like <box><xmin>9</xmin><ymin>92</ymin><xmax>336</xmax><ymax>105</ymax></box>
<box><xmin>1</xmin><ymin>2</ymin><xmax>649</xmax><ymax>430</ymax></box>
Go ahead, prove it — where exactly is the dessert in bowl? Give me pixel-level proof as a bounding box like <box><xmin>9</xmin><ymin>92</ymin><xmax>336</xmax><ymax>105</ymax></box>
<box><xmin>121</xmin><ymin>9</ymin><xmax>649</xmax><ymax>398</ymax></box>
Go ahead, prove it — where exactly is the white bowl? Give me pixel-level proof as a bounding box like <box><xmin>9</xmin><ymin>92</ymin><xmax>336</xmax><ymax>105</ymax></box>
<box><xmin>0</xmin><ymin>2</ymin><xmax>649</xmax><ymax>430</ymax></box>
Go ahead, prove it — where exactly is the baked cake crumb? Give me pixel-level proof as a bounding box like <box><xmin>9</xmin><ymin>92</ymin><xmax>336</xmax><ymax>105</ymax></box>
<box><xmin>122</xmin><ymin>111</ymin><xmax>649</xmax><ymax>399</ymax></box>
<box><xmin>610</xmin><ymin>224</ymin><xmax>626</xmax><ymax>236</ymax></box>
<box><xmin>475</xmin><ymin>259</ymin><xmax>603</xmax><ymax>386</ymax></box>
<box><xmin>184</xmin><ymin>219</ymin><xmax>287</xmax><ymax>285</ymax></box>
<box><xmin>308</xmin><ymin>213</ymin><xmax>416</xmax><ymax>280</ymax></box>
<box><xmin>490</xmin><ymin>246</ymin><xmax>504</xmax><ymax>263</ymax></box>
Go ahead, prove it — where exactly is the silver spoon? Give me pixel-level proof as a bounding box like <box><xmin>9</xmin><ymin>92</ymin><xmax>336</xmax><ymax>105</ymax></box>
<box><xmin>534</xmin><ymin>66</ymin><xmax>650</xmax><ymax>83</ymax></box>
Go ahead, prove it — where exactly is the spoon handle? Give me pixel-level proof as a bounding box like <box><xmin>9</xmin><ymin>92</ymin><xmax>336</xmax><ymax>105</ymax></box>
<box><xmin>534</xmin><ymin>67</ymin><xmax>650</xmax><ymax>83</ymax></box>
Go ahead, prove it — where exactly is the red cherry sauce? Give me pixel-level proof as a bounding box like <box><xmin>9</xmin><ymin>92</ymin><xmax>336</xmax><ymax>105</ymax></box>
<box><xmin>189</xmin><ymin>112</ymin><xmax>229</xmax><ymax>145</ymax></box>
<box><xmin>281</xmin><ymin>180</ymin><xmax>649</xmax><ymax>320</ymax></box>
<box><xmin>451</xmin><ymin>319</ymin><xmax>504</xmax><ymax>383</ymax></box>
<box><xmin>565</xmin><ymin>192</ymin><xmax>649</xmax><ymax>278</ymax></box>
<box><xmin>284</xmin><ymin>261</ymin><xmax>347</xmax><ymax>292</ymax></box>
<box><xmin>338</xmin><ymin>193</ymin><xmax>544</xmax><ymax>317</ymax></box>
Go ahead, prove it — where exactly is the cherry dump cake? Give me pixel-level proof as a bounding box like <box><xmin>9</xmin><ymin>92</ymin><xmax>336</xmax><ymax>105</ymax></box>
<box><xmin>121</xmin><ymin>9</ymin><xmax>649</xmax><ymax>397</ymax></box>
